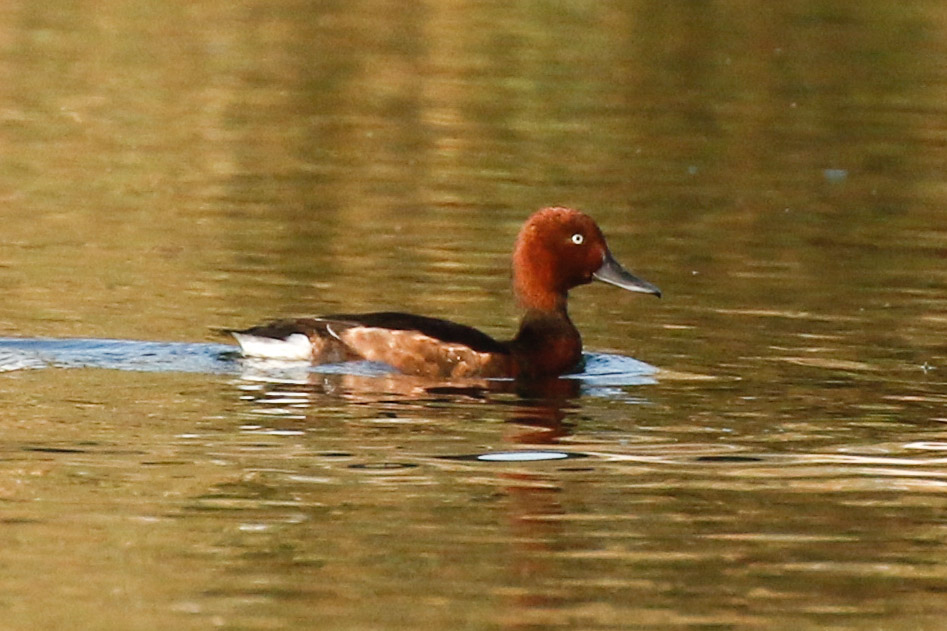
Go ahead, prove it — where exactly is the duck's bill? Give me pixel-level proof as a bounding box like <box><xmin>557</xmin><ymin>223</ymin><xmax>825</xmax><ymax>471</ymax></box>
<box><xmin>593</xmin><ymin>250</ymin><xmax>662</xmax><ymax>298</ymax></box>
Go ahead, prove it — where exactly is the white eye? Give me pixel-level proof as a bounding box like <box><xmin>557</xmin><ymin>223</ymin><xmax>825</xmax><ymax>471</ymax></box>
<box><xmin>571</xmin><ymin>233</ymin><xmax>584</xmax><ymax>245</ymax></box>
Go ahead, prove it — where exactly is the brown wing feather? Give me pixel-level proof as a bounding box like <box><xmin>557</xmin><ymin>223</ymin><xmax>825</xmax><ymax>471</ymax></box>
<box><xmin>339</xmin><ymin>327</ymin><xmax>511</xmax><ymax>379</ymax></box>
<box><xmin>233</xmin><ymin>312</ymin><xmax>511</xmax><ymax>378</ymax></box>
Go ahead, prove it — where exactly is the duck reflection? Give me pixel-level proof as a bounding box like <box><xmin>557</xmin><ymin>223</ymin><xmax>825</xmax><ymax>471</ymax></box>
<box><xmin>234</xmin><ymin>357</ymin><xmax>586</xmax><ymax>440</ymax></box>
<box><xmin>223</xmin><ymin>358</ymin><xmax>652</xmax><ymax>628</ymax></box>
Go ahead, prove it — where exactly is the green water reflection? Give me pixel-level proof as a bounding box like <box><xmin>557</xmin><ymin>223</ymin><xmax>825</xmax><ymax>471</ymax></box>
<box><xmin>1</xmin><ymin>1</ymin><xmax>946</xmax><ymax>629</ymax></box>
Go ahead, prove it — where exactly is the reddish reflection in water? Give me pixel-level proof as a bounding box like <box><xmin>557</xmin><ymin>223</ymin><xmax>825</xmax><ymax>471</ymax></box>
<box><xmin>236</xmin><ymin>364</ymin><xmax>586</xmax><ymax>443</ymax></box>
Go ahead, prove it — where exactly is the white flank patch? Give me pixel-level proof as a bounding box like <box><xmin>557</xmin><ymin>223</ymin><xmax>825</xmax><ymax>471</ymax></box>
<box><xmin>231</xmin><ymin>332</ymin><xmax>313</xmax><ymax>361</ymax></box>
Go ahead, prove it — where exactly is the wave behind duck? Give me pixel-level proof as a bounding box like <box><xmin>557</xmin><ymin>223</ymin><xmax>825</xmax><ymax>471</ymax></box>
<box><xmin>0</xmin><ymin>337</ymin><xmax>657</xmax><ymax>388</ymax></box>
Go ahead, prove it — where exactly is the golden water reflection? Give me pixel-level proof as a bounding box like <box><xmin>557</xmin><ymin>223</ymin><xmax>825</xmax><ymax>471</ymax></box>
<box><xmin>1</xmin><ymin>0</ymin><xmax>947</xmax><ymax>629</ymax></box>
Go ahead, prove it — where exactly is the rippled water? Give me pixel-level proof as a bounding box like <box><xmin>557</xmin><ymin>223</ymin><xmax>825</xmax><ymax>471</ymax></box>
<box><xmin>1</xmin><ymin>1</ymin><xmax>947</xmax><ymax>630</ymax></box>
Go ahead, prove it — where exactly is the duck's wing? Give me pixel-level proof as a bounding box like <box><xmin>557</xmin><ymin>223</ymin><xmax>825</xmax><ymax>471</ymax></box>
<box><xmin>323</xmin><ymin>312</ymin><xmax>507</xmax><ymax>353</ymax></box>
<box><xmin>231</xmin><ymin>312</ymin><xmax>511</xmax><ymax>378</ymax></box>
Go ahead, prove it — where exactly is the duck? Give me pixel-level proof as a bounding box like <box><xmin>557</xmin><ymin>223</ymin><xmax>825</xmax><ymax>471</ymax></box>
<box><xmin>230</xmin><ymin>207</ymin><xmax>661</xmax><ymax>379</ymax></box>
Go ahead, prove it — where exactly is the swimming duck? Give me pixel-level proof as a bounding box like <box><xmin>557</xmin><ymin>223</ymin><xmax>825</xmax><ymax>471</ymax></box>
<box><xmin>231</xmin><ymin>207</ymin><xmax>660</xmax><ymax>379</ymax></box>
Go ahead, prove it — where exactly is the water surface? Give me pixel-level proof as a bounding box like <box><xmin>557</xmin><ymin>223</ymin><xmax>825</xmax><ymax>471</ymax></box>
<box><xmin>1</xmin><ymin>1</ymin><xmax>947</xmax><ymax>630</ymax></box>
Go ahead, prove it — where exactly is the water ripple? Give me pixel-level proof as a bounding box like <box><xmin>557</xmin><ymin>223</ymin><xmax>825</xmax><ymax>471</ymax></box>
<box><xmin>0</xmin><ymin>338</ymin><xmax>658</xmax><ymax>389</ymax></box>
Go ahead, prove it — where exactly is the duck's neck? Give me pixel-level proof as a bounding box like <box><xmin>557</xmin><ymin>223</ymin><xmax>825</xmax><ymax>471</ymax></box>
<box><xmin>507</xmin><ymin>307</ymin><xmax>583</xmax><ymax>378</ymax></box>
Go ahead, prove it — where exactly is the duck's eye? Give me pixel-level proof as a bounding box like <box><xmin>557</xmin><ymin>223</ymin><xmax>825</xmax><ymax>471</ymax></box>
<box><xmin>571</xmin><ymin>233</ymin><xmax>584</xmax><ymax>245</ymax></box>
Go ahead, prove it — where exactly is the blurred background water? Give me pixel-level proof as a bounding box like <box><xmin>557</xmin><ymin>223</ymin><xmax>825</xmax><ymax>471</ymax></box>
<box><xmin>1</xmin><ymin>1</ymin><xmax>946</xmax><ymax>629</ymax></box>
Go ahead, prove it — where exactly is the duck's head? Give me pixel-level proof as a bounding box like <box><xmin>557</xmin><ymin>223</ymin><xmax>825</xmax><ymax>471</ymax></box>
<box><xmin>512</xmin><ymin>207</ymin><xmax>661</xmax><ymax>311</ymax></box>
